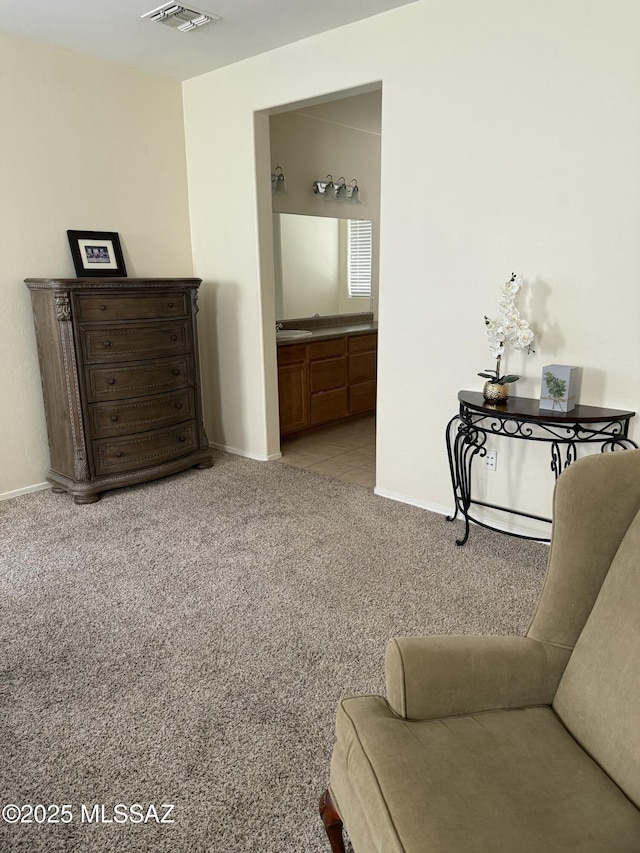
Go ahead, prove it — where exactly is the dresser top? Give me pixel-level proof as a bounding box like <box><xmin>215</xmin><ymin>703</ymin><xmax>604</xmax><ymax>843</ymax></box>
<box><xmin>25</xmin><ymin>277</ymin><xmax>202</xmax><ymax>291</ymax></box>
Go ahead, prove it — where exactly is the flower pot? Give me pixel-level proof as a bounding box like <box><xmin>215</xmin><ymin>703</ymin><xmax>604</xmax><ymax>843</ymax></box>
<box><xmin>483</xmin><ymin>381</ymin><xmax>509</xmax><ymax>402</ymax></box>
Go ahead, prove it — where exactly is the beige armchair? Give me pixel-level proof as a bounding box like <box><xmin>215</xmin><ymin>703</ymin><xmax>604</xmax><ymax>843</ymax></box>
<box><xmin>320</xmin><ymin>450</ymin><xmax>640</xmax><ymax>852</ymax></box>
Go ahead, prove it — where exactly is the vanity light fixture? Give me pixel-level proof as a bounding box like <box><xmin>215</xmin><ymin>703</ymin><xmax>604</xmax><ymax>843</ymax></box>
<box><xmin>312</xmin><ymin>175</ymin><xmax>360</xmax><ymax>202</ymax></box>
<box><xmin>271</xmin><ymin>166</ymin><xmax>286</xmax><ymax>193</ymax></box>
<box><xmin>141</xmin><ymin>2</ymin><xmax>221</xmax><ymax>32</ymax></box>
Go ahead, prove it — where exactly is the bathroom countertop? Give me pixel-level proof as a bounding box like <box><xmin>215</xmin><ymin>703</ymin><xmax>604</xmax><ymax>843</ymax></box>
<box><xmin>276</xmin><ymin>319</ymin><xmax>377</xmax><ymax>345</ymax></box>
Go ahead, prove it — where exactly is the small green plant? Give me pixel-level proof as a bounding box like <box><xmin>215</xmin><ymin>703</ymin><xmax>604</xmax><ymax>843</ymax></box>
<box><xmin>478</xmin><ymin>365</ymin><xmax>521</xmax><ymax>385</ymax></box>
<box><xmin>544</xmin><ymin>371</ymin><xmax>567</xmax><ymax>402</ymax></box>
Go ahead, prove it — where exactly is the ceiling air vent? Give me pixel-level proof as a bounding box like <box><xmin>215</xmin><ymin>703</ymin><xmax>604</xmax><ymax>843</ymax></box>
<box><xmin>141</xmin><ymin>3</ymin><xmax>221</xmax><ymax>32</ymax></box>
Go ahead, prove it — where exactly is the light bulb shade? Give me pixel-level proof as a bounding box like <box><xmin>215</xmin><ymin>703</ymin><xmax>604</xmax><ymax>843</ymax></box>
<box><xmin>346</xmin><ymin>179</ymin><xmax>360</xmax><ymax>203</ymax></box>
<box><xmin>271</xmin><ymin>166</ymin><xmax>286</xmax><ymax>193</ymax></box>
<box><xmin>313</xmin><ymin>175</ymin><xmax>334</xmax><ymax>196</ymax></box>
<box><xmin>333</xmin><ymin>178</ymin><xmax>346</xmax><ymax>200</ymax></box>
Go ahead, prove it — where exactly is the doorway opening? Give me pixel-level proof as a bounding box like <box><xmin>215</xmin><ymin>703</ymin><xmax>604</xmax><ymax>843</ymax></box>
<box><xmin>261</xmin><ymin>83</ymin><xmax>382</xmax><ymax>487</ymax></box>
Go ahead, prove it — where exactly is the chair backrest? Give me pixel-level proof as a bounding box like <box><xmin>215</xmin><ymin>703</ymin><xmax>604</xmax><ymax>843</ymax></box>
<box><xmin>527</xmin><ymin>450</ymin><xmax>640</xmax><ymax>649</ymax></box>
<box><xmin>553</xmin><ymin>502</ymin><xmax>640</xmax><ymax>808</ymax></box>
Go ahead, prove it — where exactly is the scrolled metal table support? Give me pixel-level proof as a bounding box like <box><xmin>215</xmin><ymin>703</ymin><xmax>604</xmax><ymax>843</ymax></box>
<box><xmin>446</xmin><ymin>391</ymin><xmax>637</xmax><ymax>546</ymax></box>
<box><xmin>446</xmin><ymin>416</ymin><xmax>489</xmax><ymax>545</ymax></box>
<box><xmin>550</xmin><ymin>441</ymin><xmax>578</xmax><ymax>479</ymax></box>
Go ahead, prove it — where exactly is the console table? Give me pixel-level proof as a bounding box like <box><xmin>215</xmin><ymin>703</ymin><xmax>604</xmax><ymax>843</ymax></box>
<box><xmin>446</xmin><ymin>391</ymin><xmax>637</xmax><ymax>545</ymax></box>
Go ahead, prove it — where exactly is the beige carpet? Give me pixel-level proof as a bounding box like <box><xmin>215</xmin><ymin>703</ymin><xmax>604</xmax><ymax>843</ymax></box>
<box><xmin>1</xmin><ymin>452</ymin><xmax>548</xmax><ymax>852</ymax></box>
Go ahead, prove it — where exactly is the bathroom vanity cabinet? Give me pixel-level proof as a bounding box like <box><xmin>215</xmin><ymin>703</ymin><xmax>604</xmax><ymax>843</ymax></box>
<box><xmin>25</xmin><ymin>277</ymin><xmax>213</xmax><ymax>503</ymax></box>
<box><xmin>277</xmin><ymin>331</ymin><xmax>377</xmax><ymax>437</ymax></box>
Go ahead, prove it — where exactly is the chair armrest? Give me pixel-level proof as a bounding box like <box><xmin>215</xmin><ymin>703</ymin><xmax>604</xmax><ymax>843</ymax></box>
<box><xmin>385</xmin><ymin>635</ymin><xmax>571</xmax><ymax>720</ymax></box>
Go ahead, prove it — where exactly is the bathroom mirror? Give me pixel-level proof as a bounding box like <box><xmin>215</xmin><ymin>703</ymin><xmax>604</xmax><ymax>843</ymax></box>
<box><xmin>274</xmin><ymin>213</ymin><xmax>372</xmax><ymax>320</ymax></box>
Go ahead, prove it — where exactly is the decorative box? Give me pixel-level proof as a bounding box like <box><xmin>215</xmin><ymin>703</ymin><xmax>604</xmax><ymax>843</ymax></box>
<box><xmin>540</xmin><ymin>364</ymin><xmax>578</xmax><ymax>413</ymax></box>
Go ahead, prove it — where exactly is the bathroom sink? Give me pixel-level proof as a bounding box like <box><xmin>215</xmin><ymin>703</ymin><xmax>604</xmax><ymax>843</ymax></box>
<box><xmin>276</xmin><ymin>329</ymin><xmax>313</xmax><ymax>340</ymax></box>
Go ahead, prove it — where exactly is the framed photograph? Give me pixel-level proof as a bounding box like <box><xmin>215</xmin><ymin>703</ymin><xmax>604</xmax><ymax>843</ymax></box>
<box><xmin>67</xmin><ymin>230</ymin><xmax>127</xmax><ymax>277</ymax></box>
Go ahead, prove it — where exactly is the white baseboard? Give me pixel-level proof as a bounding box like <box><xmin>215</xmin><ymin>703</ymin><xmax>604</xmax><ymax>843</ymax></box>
<box><xmin>210</xmin><ymin>442</ymin><xmax>281</xmax><ymax>462</ymax></box>
<box><xmin>374</xmin><ymin>486</ymin><xmax>550</xmax><ymax>541</ymax></box>
<box><xmin>374</xmin><ymin>486</ymin><xmax>453</xmax><ymax>517</ymax></box>
<box><xmin>0</xmin><ymin>482</ymin><xmax>50</xmax><ymax>501</ymax></box>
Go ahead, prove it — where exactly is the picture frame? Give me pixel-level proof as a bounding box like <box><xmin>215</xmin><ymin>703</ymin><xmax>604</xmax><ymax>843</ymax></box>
<box><xmin>67</xmin><ymin>230</ymin><xmax>127</xmax><ymax>278</ymax></box>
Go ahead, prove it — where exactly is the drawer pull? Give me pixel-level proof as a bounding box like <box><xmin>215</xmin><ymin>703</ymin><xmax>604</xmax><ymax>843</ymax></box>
<box><xmin>107</xmin><ymin>378</ymin><xmax>116</xmax><ymax>385</ymax></box>
<box><xmin>179</xmin><ymin>436</ymin><xmax>187</xmax><ymax>442</ymax></box>
<box><xmin>175</xmin><ymin>403</ymin><xmax>183</xmax><ymax>410</ymax></box>
<box><xmin>103</xmin><ymin>340</ymin><xmax>112</xmax><ymax>348</ymax></box>
<box><xmin>111</xmin><ymin>415</ymin><xmax>119</xmax><ymax>422</ymax></box>
<box><xmin>99</xmin><ymin>305</ymin><xmax>107</xmax><ymax>311</ymax></box>
<box><xmin>115</xmin><ymin>451</ymin><xmax>124</xmax><ymax>458</ymax></box>
<box><xmin>173</xmin><ymin>369</ymin><xmax>180</xmax><ymax>376</ymax></box>
<box><xmin>170</xmin><ymin>334</ymin><xmax>178</xmax><ymax>341</ymax></box>
<box><xmin>168</xmin><ymin>302</ymin><xmax>174</xmax><ymax>308</ymax></box>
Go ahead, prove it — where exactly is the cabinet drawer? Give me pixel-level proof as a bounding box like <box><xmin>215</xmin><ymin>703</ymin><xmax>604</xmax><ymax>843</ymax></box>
<box><xmin>310</xmin><ymin>388</ymin><xmax>348</xmax><ymax>425</ymax></box>
<box><xmin>277</xmin><ymin>343</ymin><xmax>307</xmax><ymax>366</ymax></box>
<box><xmin>348</xmin><ymin>333</ymin><xmax>378</xmax><ymax>354</ymax></box>
<box><xmin>86</xmin><ymin>356</ymin><xmax>192</xmax><ymax>402</ymax></box>
<box><xmin>310</xmin><ymin>357</ymin><xmax>347</xmax><ymax>393</ymax></box>
<box><xmin>88</xmin><ymin>389</ymin><xmax>195</xmax><ymax>438</ymax></box>
<box><xmin>349</xmin><ymin>351</ymin><xmax>377</xmax><ymax>384</ymax></box>
<box><xmin>349</xmin><ymin>381</ymin><xmax>377</xmax><ymax>414</ymax></box>
<box><xmin>93</xmin><ymin>422</ymin><xmax>198</xmax><ymax>476</ymax></box>
<box><xmin>81</xmin><ymin>321</ymin><xmax>190</xmax><ymax>363</ymax></box>
<box><xmin>75</xmin><ymin>292</ymin><xmax>189</xmax><ymax>322</ymax></box>
<box><xmin>309</xmin><ymin>337</ymin><xmax>346</xmax><ymax>361</ymax></box>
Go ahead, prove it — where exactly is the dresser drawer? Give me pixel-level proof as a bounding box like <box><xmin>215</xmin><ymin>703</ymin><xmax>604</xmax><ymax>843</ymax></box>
<box><xmin>75</xmin><ymin>292</ymin><xmax>189</xmax><ymax>322</ymax></box>
<box><xmin>88</xmin><ymin>389</ymin><xmax>196</xmax><ymax>438</ymax></box>
<box><xmin>93</xmin><ymin>422</ymin><xmax>198</xmax><ymax>476</ymax></box>
<box><xmin>85</xmin><ymin>356</ymin><xmax>192</xmax><ymax>402</ymax></box>
<box><xmin>81</xmin><ymin>321</ymin><xmax>190</xmax><ymax>363</ymax></box>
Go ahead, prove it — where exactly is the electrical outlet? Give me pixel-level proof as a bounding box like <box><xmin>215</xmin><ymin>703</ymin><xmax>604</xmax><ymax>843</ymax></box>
<box><xmin>484</xmin><ymin>450</ymin><xmax>497</xmax><ymax>472</ymax></box>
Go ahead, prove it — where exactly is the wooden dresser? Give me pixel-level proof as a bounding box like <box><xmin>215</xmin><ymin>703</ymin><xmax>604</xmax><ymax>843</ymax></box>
<box><xmin>25</xmin><ymin>278</ymin><xmax>213</xmax><ymax>504</ymax></box>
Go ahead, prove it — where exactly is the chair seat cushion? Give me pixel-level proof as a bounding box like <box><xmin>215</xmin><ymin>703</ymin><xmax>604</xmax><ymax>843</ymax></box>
<box><xmin>330</xmin><ymin>696</ymin><xmax>640</xmax><ymax>853</ymax></box>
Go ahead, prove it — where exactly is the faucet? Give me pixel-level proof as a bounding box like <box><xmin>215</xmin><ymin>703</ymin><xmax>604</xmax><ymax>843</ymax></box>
<box><xmin>275</xmin><ymin>322</ymin><xmax>283</xmax><ymax>332</ymax></box>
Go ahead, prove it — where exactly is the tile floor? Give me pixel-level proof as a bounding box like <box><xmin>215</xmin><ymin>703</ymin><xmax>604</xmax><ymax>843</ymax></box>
<box><xmin>277</xmin><ymin>415</ymin><xmax>376</xmax><ymax>488</ymax></box>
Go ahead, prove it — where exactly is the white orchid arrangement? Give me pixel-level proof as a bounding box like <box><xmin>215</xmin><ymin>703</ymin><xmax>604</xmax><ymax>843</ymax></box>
<box><xmin>478</xmin><ymin>273</ymin><xmax>535</xmax><ymax>386</ymax></box>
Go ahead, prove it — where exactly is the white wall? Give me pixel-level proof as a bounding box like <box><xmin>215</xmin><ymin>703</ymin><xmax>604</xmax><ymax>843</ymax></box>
<box><xmin>0</xmin><ymin>32</ymin><xmax>194</xmax><ymax>498</ymax></box>
<box><xmin>183</xmin><ymin>0</ymin><xmax>640</xmax><ymax>533</ymax></box>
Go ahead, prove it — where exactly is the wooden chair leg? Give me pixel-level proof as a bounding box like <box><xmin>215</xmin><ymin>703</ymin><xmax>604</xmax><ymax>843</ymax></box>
<box><xmin>319</xmin><ymin>789</ymin><xmax>346</xmax><ymax>853</ymax></box>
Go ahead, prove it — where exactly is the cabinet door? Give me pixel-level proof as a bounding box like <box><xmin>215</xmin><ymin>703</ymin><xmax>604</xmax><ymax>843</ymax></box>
<box><xmin>349</xmin><ymin>381</ymin><xmax>377</xmax><ymax>414</ymax></box>
<box><xmin>278</xmin><ymin>362</ymin><xmax>308</xmax><ymax>435</ymax></box>
<box><xmin>310</xmin><ymin>388</ymin><xmax>349</xmax><ymax>426</ymax></box>
<box><xmin>348</xmin><ymin>351</ymin><xmax>376</xmax><ymax>384</ymax></box>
